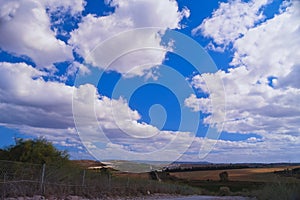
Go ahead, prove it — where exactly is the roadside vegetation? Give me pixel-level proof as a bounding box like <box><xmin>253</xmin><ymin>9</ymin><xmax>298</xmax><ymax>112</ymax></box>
<box><xmin>1</xmin><ymin>138</ymin><xmax>299</xmax><ymax>199</ymax></box>
<box><xmin>0</xmin><ymin>138</ymin><xmax>201</xmax><ymax>198</ymax></box>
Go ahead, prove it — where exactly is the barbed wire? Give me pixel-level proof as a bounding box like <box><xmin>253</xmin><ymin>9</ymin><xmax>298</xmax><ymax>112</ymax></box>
<box><xmin>0</xmin><ymin>159</ymin><xmax>184</xmax><ymax>198</ymax></box>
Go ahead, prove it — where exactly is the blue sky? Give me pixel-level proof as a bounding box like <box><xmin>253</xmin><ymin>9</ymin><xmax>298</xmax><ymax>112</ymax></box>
<box><xmin>0</xmin><ymin>0</ymin><xmax>299</xmax><ymax>163</ymax></box>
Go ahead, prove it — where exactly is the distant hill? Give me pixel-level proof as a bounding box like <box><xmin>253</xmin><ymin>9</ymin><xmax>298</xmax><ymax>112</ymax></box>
<box><xmin>71</xmin><ymin>160</ymin><xmax>105</xmax><ymax>168</ymax></box>
<box><xmin>172</xmin><ymin>161</ymin><xmax>211</xmax><ymax>165</ymax></box>
<box><xmin>70</xmin><ymin>159</ymin><xmax>300</xmax><ymax>173</ymax></box>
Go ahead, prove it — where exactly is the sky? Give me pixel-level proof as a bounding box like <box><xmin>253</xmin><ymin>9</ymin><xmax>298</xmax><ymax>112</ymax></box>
<box><xmin>0</xmin><ymin>0</ymin><xmax>299</xmax><ymax>163</ymax></box>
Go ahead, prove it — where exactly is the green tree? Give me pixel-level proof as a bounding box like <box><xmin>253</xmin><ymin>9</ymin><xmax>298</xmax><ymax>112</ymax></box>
<box><xmin>219</xmin><ymin>171</ymin><xmax>229</xmax><ymax>182</ymax></box>
<box><xmin>0</xmin><ymin>138</ymin><xmax>69</xmax><ymax>165</ymax></box>
<box><xmin>0</xmin><ymin>148</ymin><xmax>7</xmax><ymax>159</ymax></box>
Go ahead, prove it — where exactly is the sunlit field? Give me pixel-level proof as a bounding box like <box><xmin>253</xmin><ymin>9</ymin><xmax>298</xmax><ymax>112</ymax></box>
<box><xmin>170</xmin><ymin>165</ymin><xmax>300</xmax><ymax>182</ymax></box>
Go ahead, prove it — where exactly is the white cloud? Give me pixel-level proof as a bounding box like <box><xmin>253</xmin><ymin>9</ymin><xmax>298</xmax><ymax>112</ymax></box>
<box><xmin>184</xmin><ymin>94</ymin><xmax>211</xmax><ymax>113</ymax></box>
<box><xmin>205</xmin><ymin>136</ymin><xmax>300</xmax><ymax>163</ymax></box>
<box><xmin>0</xmin><ymin>0</ymin><xmax>73</xmax><ymax>70</ymax></box>
<box><xmin>186</xmin><ymin>1</ymin><xmax>300</xmax><ymax>139</ymax></box>
<box><xmin>105</xmin><ymin>0</ymin><xmax>185</xmax><ymax>29</ymax></box>
<box><xmin>1</xmin><ymin>60</ymin><xmax>299</xmax><ymax>162</ymax></box>
<box><xmin>1</xmin><ymin>0</ymin><xmax>299</xmax><ymax>163</ymax></box>
<box><xmin>185</xmin><ymin>72</ymin><xmax>226</xmax><ymax>130</ymax></box>
<box><xmin>69</xmin><ymin>0</ymin><xmax>188</xmax><ymax>77</ymax></box>
<box><xmin>42</xmin><ymin>0</ymin><xmax>86</xmax><ymax>15</ymax></box>
<box><xmin>56</xmin><ymin>61</ymin><xmax>91</xmax><ymax>82</ymax></box>
<box><xmin>179</xmin><ymin>133</ymin><xmax>300</xmax><ymax>163</ymax></box>
<box><xmin>0</xmin><ymin>62</ymin><xmax>197</xmax><ymax>162</ymax></box>
<box><xmin>187</xmin><ymin>68</ymin><xmax>300</xmax><ymax>136</ymax></box>
<box><xmin>73</xmin><ymin>83</ymin><xmax>197</xmax><ymax>162</ymax></box>
<box><xmin>192</xmin><ymin>0</ymin><xmax>271</xmax><ymax>50</ymax></box>
<box><xmin>0</xmin><ymin>62</ymin><xmax>145</xmax><ymax>132</ymax></box>
<box><xmin>0</xmin><ymin>62</ymin><xmax>74</xmax><ymax>128</ymax></box>
<box><xmin>231</xmin><ymin>0</ymin><xmax>300</xmax><ymax>79</ymax></box>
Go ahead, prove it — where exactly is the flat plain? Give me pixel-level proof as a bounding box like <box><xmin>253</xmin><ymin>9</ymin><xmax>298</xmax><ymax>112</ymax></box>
<box><xmin>169</xmin><ymin>165</ymin><xmax>300</xmax><ymax>182</ymax></box>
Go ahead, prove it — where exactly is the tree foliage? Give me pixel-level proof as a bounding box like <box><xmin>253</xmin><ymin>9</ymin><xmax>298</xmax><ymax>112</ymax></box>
<box><xmin>0</xmin><ymin>138</ymin><xmax>69</xmax><ymax>165</ymax></box>
<box><xmin>219</xmin><ymin>171</ymin><xmax>229</xmax><ymax>182</ymax></box>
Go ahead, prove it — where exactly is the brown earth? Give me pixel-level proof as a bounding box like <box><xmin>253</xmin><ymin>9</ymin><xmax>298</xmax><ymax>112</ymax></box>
<box><xmin>169</xmin><ymin>165</ymin><xmax>300</xmax><ymax>182</ymax></box>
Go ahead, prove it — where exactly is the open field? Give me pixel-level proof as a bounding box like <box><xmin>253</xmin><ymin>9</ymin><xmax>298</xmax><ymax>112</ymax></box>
<box><xmin>169</xmin><ymin>165</ymin><xmax>300</xmax><ymax>182</ymax></box>
<box><xmin>1</xmin><ymin>159</ymin><xmax>300</xmax><ymax>199</ymax></box>
<box><xmin>87</xmin><ymin>161</ymin><xmax>300</xmax><ymax>199</ymax></box>
<box><xmin>155</xmin><ymin>165</ymin><xmax>300</xmax><ymax>199</ymax></box>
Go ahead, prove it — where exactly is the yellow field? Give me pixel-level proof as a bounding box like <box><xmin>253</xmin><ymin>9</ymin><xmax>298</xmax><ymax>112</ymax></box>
<box><xmin>170</xmin><ymin>165</ymin><xmax>300</xmax><ymax>182</ymax></box>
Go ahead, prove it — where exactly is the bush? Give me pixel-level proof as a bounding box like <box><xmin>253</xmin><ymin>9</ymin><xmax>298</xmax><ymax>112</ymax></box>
<box><xmin>218</xmin><ymin>186</ymin><xmax>231</xmax><ymax>196</ymax></box>
<box><xmin>219</xmin><ymin>171</ymin><xmax>229</xmax><ymax>182</ymax></box>
<box><xmin>0</xmin><ymin>138</ymin><xmax>69</xmax><ymax>166</ymax></box>
<box><xmin>254</xmin><ymin>182</ymin><xmax>300</xmax><ymax>200</ymax></box>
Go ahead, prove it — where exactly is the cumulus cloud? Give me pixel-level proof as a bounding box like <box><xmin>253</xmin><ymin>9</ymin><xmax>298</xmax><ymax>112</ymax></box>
<box><xmin>1</xmin><ymin>0</ymin><xmax>299</xmax><ymax>163</ymax></box>
<box><xmin>69</xmin><ymin>0</ymin><xmax>188</xmax><ymax>77</ymax></box>
<box><xmin>73</xmin><ymin>83</ymin><xmax>197</xmax><ymax>161</ymax></box>
<box><xmin>0</xmin><ymin>62</ymin><xmax>150</xmax><ymax>131</ymax></box>
<box><xmin>192</xmin><ymin>0</ymin><xmax>271</xmax><ymax>50</ymax></box>
<box><xmin>187</xmin><ymin>67</ymin><xmax>300</xmax><ymax>135</ymax></box>
<box><xmin>231</xmin><ymin>1</ymin><xmax>300</xmax><ymax>79</ymax></box>
<box><xmin>0</xmin><ymin>0</ymin><xmax>202</xmax><ymax>161</ymax></box>
<box><xmin>0</xmin><ymin>62</ymin><xmax>197</xmax><ymax>161</ymax></box>
<box><xmin>184</xmin><ymin>72</ymin><xmax>226</xmax><ymax>131</ymax></box>
<box><xmin>0</xmin><ymin>62</ymin><xmax>74</xmax><ymax>128</ymax></box>
<box><xmin>186</xmin><ymin>1</ymin><xmax>300</xmax><ymax>140</ymax></box>
<box><xmin>0</xmin><ymin>0</ymin><xmax>73</xmax><ymax>70</ymax></box>
<box><xmin>43</xmin><ymin>0</ymin><xmax>86</xmax><ymax>15</ymax></box>
<box><xmin>1</xmin><ymin>61</ymin><xmax>298</xmax><ymax>162</ymax></box>
<box><xmin>198</xmin><ymin>134</ymin><xmax>300</xmax><ymax>163</ymax></box>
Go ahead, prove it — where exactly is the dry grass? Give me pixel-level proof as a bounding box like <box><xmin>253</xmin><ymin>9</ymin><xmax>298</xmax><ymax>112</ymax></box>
<box><xmin>170</xmin><ymin>165</ymin><xmax>300</xmax><ymax>182</ymax></box>
<box><xmin>113</xmin><ymin>171</ymin><xmax>150</xmax><ymax>179</ymax></box>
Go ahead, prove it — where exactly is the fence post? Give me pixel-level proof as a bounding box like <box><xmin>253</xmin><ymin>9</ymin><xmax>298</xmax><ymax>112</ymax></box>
<box><xmin>108</xmin><ymin>173</ymin><xmax>111</xmax><ymax>190</ymax></box>
<box><xmin>3</xmin><ymin>172</ymin><xmax>6</xmax><ymax>199</ymax></box>
<box><xmin>82</xmin><ymin>170</ymin><xmax>86</xmax><ymax>187</ymax></box>
<box><xmin>40</xmin><ymin>163</ymin><xmax>46</xmax><ymax>195</ymax></box>
<box><xmin>126</xmin><ymin>177</ymin><xmax>129</xmax><ymax>188</ymax></box>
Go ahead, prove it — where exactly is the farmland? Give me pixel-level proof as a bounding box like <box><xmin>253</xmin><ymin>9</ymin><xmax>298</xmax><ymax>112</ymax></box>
<box><xmin>73</xmin><ymin>160</ymin><xmax>300</xmax><ymax>199</ymax></box>
<box><xmin>169</xmin><ymin>165</ymin><xmax>300</xmax><ymax>182</ymax></box>
<box><xmin>146</xmin><ymin>163</ymin><xmax>300</xmax><ymax>199</ymax></box>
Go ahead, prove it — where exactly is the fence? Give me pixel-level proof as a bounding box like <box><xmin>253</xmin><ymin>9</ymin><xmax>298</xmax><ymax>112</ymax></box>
<box><xmin>0</xmin><ymin>160</ymin><xmax>192</xmax><ymax>198</ymax></box>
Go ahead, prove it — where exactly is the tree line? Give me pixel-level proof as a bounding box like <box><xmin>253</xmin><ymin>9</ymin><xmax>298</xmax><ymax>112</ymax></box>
<box><xmin>0</xmin><ymin>138</ymin><xmax>70</xmax><ymax>166</ymax></box>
